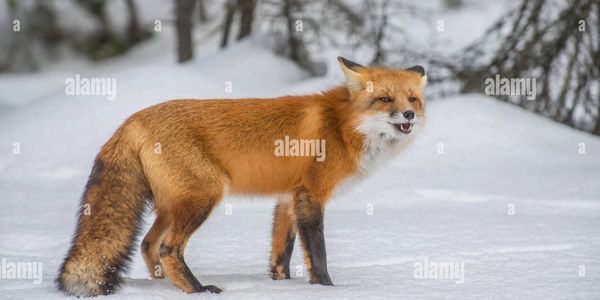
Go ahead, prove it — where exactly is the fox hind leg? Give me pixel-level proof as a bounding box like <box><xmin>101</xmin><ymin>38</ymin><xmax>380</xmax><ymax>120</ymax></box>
<box><xmin>159</xmin><ymin>196</ymin><xmax>222</xmax><ymax>293</ymax></box>
<box><xmin>142</xmin><ymin>212</ymin><xmax>169</xmax><ymax>279</ymax></box>
<box><xmin>270</xmin><ymin>196</ymin><xmax>297</xmax><ymax>280</ymax></box>
<box><xmin>140</xmin><ymin>139</ymin><xmax>225</xmax><ymax>293</ymax></box>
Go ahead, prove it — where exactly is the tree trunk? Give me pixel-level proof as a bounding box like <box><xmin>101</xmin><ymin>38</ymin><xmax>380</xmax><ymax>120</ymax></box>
<box><xmin>283</xmin><ymin>0</ymin><xmax>300</xmax><ymax>62</ymax></box>
<box><xmin>125</xmin><ymin>0</ymin><xmax>143</xmax><ymax>44</ymax></box>
<box><xmin>594</xmin><ymin>105</ymin><xmax>600</xmax><ymax>135</ymax></box>
<box><xmin>198</xmin><ymin>0</ymin><xmax>208</xmax><ymax>23</ymax></box>
<box><xmin>237</xmin><ymin>0</ymin><xmax>256</xmax><ymax>40</ymax></box>
<box><xmin>176</xmin><ymin>0</ymin><xmax>195</xmax><ymax>62</ymax></box>
<box><xmin>220</xmin><ymin>0</ymin><xmax>237</xmax><ymax>48</ymax></box>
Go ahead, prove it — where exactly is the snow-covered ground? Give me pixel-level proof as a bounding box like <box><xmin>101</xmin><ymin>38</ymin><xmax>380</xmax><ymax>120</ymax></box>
<box><xmin>1</xmin><ymin>11</ymin><xmax>600</xmax><ymax>300</ymax></box>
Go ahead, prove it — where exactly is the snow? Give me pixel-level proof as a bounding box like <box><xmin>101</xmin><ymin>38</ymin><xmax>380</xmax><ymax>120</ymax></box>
<box><xmin>1</xmin><ymin>15</ymin><xmax>600</xmax><ymax>300</ymax></box>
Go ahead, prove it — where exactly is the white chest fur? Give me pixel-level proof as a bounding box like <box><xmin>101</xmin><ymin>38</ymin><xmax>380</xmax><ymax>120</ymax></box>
<box><xmin>331</xmin><ymin>113</ymin><xmax>419</xmax><ymax>198</ymax></box>
<box><xmin>331</xmin><ymin>137</ymin><xmax>400</xmax><ymax>199</ymax></box>
<box><xmin>355</xmin><ymin>113</ymin><xmax>415</xmax><ymax>176</ymax></box>
<box><xmin>358</xmin><ymin>135</ymin><xmax>402</xmax><ymax>176</ymax></box>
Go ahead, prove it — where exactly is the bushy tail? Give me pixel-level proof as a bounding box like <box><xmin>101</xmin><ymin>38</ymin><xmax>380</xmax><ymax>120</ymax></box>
<box><xmin>57</xmin><ymin>132</ymin><xmax>149</xmax><ymax>297</ymax></box>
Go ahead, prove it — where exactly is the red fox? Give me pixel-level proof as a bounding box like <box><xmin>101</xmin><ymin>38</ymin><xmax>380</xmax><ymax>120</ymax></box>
<box><xmin>57</xmin><ymin>57</ymin><xmax>426</xmax><ymax>296</ymax></box>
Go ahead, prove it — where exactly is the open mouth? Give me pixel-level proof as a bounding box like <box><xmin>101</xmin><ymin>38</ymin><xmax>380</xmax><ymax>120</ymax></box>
<box><xmin>392</xmin><ymin>122</ymin><xmax>413</xmax><ymax>134</ymax></box>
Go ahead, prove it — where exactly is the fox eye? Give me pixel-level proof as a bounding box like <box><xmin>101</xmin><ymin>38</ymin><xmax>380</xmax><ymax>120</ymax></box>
<box><xmin>408</xmin><ymin>96</ymin><xmax>418</xmax><ymax>103</ymax></box>
<box><xmin>379</xmin><ymin>96</ymin><xmax>393</xmax><ymax>103</ymax></box>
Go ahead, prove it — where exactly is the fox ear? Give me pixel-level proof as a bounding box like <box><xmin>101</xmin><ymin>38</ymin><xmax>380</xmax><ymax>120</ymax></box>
<box><xmin>406</xmin><ymin>65</ymin><xmax>427</xmax><ymax>88</ymax></box>
<box><xmin>337</xmin><ymin>56</ymin><xmax>365</xmax><ymax>91</ymax></box>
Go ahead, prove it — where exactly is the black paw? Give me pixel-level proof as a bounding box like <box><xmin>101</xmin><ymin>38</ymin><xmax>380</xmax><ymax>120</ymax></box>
<box><xmin>319</xmin><ymin>280</ymin><xmax>334</xmax><ymax>286</ymax></box>
<box><xmin>200</xmin><ymin>285</ymin><xmax>222</xmax><ymax>294</ymax></box>
<box><xmin>309</xmin><ymin>274</ymin><xmax>334</xmax><ymax>286</ymax></box>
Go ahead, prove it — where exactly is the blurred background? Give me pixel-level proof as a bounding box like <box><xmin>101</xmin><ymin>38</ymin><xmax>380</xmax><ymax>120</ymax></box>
<box><xmin>1</xmin><ymin>1</ymin><xmax>599</xmax><ymax>299</ymax></box>
<box><xmin>1</xmin><ymin>0</ymin><xmax>599</xmax><ymax>134</ymax></box>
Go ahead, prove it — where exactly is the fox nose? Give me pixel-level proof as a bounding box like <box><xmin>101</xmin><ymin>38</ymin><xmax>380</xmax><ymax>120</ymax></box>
<box><xmin>403</xmin><ymin>110</ymin><xmax>415</xmax><ymax>120</ymax></box>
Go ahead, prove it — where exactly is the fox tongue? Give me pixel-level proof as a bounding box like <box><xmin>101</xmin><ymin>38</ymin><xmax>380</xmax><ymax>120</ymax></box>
<box><xmin>401</xmin><ymin>123</ymin><xmax>411</xmax><ymax>131</ymax></box>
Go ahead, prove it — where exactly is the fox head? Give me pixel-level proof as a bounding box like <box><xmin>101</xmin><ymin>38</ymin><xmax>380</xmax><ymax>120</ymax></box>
<box><xmin>337</xmin><ymin>56</ymin><xmax>426</xmax><ymax>142</ymax></box>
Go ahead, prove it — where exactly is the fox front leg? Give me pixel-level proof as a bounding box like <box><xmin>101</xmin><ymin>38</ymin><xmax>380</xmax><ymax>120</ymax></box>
<box><xmin>293</xmin><ymin>188</ymin><xmax>333</xmax><ymax>286</ymax></box>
